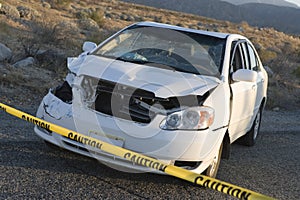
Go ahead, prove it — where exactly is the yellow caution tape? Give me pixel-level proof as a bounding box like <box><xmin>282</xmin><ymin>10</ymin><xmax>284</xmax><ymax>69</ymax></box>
<box><xmin>0</xmin><ymin>102</ymin><xmax>274</xmax><ymax>200</ymax></box>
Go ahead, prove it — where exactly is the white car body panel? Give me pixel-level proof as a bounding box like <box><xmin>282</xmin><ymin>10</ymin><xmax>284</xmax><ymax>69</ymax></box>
<box><xmin>75</xmin><ymin>55</ymin><xmax>220</xmax><ymax>98</ymax></box>
<box><xmin>35</xmin><ymin>90</ymin><xmax>225</xmax><ymax>174</ymax></box>
<box><xmin>229</xmin><ymin>80</ymin><xmax>257</xmax><ymax>141</ymax></box>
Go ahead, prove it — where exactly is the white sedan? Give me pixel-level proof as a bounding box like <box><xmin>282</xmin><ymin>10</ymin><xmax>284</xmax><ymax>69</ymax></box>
<box><xmin>34</xmin><ymin>22</ymin><xmax>268</xmax><ymax>177</ymax></box>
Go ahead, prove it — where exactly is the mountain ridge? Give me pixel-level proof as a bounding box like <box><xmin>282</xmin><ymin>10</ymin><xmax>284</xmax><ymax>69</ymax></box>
<box><xmin>222</xmin><ymin>0</ymin><xmax>299</xmax><ymax>8</ymax></box>
<box><xmin>121</xmin><ymin>0</ymin><xmax>300</xmax><ymax>35</ymax></box>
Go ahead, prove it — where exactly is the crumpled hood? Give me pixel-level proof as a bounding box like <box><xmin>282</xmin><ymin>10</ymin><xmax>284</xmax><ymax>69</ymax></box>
<box><xmin>72</xmin><ymin>55</ymin><xmax>220</xmax><ymax>98</ymax></box>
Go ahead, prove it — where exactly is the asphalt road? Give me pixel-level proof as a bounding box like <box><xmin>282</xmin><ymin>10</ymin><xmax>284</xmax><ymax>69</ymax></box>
<box><xmin>0</xmin><ymin>106</ymin><xmax>299</xmax><ymax>200</ymax></box>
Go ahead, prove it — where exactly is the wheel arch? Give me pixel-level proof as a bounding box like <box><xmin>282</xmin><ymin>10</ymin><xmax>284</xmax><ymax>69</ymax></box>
<box><xmin>261</xmin><ymin>97</ymin><xmax>267</xmax><ymax>110</ymax></box>
<box><xmin>221</xmin><ymin>131</ymin><xmax>231</xmax><ymax>159</ymax></box>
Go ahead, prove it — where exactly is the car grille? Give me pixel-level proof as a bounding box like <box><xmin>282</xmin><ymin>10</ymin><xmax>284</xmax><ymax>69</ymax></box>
<box><xmin>82</xmin><ymin>76</ymin><xmax>207</xmax><ymax>124</ymax></box>
<box><xmin>93</xmin><ymin>79</ymin><xmax>165</xmax><ymax>123</ymax></box>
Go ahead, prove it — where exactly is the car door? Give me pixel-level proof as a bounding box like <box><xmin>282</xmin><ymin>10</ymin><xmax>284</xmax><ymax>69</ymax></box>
<box><xmin>228</xmin><ymin>41</ymin><xmax>257</xmax><ymax>141</ymax></box>
<box><xmin>247</xmin><ymin>43</ymin><xmax>265</xmax><ymax>114</ymax></box>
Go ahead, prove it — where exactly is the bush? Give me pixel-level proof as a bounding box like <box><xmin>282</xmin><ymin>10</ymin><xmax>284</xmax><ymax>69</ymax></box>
<box><xmin>85</xmin><ymin>30</ymin><xmax>111</xmax><ymax>44</ymax></box>
<box><xmin>18</xmin><ymin>19</ymin><xmax>60</xmax><ymax>56</ymax></box>
<box><xmin>16</xmin><ymin>18</ymin><xmax>79</xmax><ymax>76</ymax></box>
<box><xmin>19</xmin><ymin>18</ymin><xmax>78</xmax><ymax>55</ymax></box>
<box><xmin>46</xmin><ymin>0</ymin><xmax>72</xmax><ymax>9</ymax></box>
<box><xmin>259</xmin><ymin>49</ymin><xmax>277</xmax><ymax>63</ymax></box>
<box><xmin>76</xmin><ymin>10</ymin><xmax>105</xmax><ymax>28</ymax></box>
<box><xmin>89</xmin><ymin>11</ymin><xmax>105</xmax><ymax>27</ymax></box>
<box><xmin>0</xmin><ymin>21</ymin><xmax>10</xmax><ymax>34</ymax></box>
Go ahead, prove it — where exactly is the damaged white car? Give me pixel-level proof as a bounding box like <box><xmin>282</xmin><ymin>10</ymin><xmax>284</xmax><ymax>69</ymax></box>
<box><xmin>34</xmin><ymin>22</ymin><xmax>268</xmax><ymax>177</ymax></box>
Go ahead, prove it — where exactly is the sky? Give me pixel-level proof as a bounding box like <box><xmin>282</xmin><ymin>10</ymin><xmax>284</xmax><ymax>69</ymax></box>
<box><xmin>283</xmin><ymin>0</ymin><xmax>300</xmax><ymax>7</ymax></box>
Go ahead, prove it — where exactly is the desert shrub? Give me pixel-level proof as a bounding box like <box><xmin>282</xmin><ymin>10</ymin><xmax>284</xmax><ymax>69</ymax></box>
<box><xmin>18</xmin><ymin>19</ymin><xmax>60</xmax><ymax>56</ymax></box>
<box><xmin>46</xmin><ymin>0</ymin><xmax>72</xmax><ymax>9</ymax></box>
<box><xmin>85</xmin><ymin>28</ymin><xmax>118</xmax><ymax>45</ymax></box>
<box><xmin>75</xmin><ymin>10</ymin><xmax>89</xmax><ymax>19</ymax></box>
<box><xmin>239</xmin><ymin>21</ymin><xmax>250</xmax><ymax>31</ymax></box>
<box><xmin>89</xmin><ymin>11</ymin><xmax>105</xmax><ymax>27</ymax></box>
<box><xmin>0</xmin><ymin>21</ymin><xmax>10</xmax><ymax>34</ymax></box>
<box><xmin>29</xmin><ymin>20</ymin><xmax>62</xmax><ymax>44</ymax></box>
<box><xmin>16</xmin><ymin>18</ymin><xmax>80</xmax><ymax>76</ymax></box>
<box><xmin>19</xmin><ymin>18</ymin><xmax>78</xmax><ymax>56</ymax></box>
<box><xmin>85</xmin><ymin>33</ymin><xmax>104</xmax><ymax>44</ymax></box>
<box><xmin>259</xmin><ymin>49</ymin><xmax>277</xmax><ymax>63</ymax></box>
<box><xmin>76</xmin><ymin>9</ymin><xmax>105</xmax><ymax>28</ymax></box>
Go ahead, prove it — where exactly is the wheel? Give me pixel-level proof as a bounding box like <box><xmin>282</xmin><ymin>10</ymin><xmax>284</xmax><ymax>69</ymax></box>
<box><xmin>238</xmin><ymin>107</ymin><xmax>262</xmax><ymax>147</ymax></box>
<box><xmin>204</xmin><ymin>142</ymin><xmax>223</xmax><ymax>178</ymax></box>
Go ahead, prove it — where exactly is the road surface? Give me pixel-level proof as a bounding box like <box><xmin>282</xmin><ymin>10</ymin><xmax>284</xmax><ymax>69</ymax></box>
<box><xmin>0</xmin><ymin>106</ymin><xmax>299</xmax><ymax>199</ymax></box>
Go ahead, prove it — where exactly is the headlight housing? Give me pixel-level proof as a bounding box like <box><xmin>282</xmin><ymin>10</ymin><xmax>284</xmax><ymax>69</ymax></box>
<box><xmin>160</xmin><ymin>107</ymin><xmax>214</xmax><ymax>130</ymax></box>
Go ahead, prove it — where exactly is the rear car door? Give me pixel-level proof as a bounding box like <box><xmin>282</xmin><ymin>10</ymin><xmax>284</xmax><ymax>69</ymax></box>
<box><xmin>228</xmin><ymin>41</ymin><xmax>257</xmax><ymax>141</ymax></box>
<box><xmin>247</xmin><ymin>43</ymin><xmax>265</xmax><ymax>114</ymax></box>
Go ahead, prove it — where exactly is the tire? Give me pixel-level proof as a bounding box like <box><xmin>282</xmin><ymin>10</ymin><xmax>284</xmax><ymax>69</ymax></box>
<box><xmin>204</xmin><ymin>142</ymin><xmax>223</xmax><ymax>178</ymax></box>
<box><xmin>238</xmin><ymin>107</ymin><xmax>262</xmax><ymax>147</ymax></box>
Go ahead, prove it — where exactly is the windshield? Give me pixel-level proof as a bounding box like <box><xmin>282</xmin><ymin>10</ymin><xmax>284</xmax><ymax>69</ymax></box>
<box><xmin>94</xmin><ymin>25</ymin><xmax>225</xmax><ymax>76</ymax></box>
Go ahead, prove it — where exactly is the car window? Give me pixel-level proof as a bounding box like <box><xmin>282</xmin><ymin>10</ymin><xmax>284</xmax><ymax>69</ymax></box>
<box><xmin>247</xmin><ymin>43</ymin><xmax>260</xmax><ymax>71</ymax></box>
<box><xmin>230</xmin><ymin>43</ymin><xmax>244</xmax><ymax>73</ymax></box>
<box><xmin>241</xmin><ymin>43</ymin><xmax>250</xmax><ymax>70</ymax></box>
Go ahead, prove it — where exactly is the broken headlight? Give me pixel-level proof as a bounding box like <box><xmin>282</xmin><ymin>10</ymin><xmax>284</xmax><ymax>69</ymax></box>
<box><xmin>160</xmin><ymin>107</ymin><xmax>214</xmax><ymax>130</ymax></box>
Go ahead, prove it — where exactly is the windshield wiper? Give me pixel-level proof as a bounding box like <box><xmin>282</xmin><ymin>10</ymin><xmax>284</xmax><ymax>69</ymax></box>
<box><xmin>117</xmin><ymin>57</ymin><xmax>194</xmax><ymax>74</ymax></box>
<box><xmin>95</xmin><ymin>54</ymin><xmax>203</xmax><ymax>75</ymax></box>
<box><xmin>116</xmin><ymin>57</ymin><xmax>149</xmax><ymax>65</ymax></box>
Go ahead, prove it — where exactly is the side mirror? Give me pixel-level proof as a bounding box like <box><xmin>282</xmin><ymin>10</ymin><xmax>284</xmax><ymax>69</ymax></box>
<box><xmin>232</xmin><ymin>69</ymin><xmax>257</xmax><ymax>82</ymax></box>
<box><xmin>82</xmin><ymin>41</ymin><xmax>97</xmax><ymax>52</ymax></box>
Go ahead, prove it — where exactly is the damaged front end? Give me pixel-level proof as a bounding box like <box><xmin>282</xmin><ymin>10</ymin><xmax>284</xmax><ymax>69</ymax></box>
<box><xmin>80</xmin><ymin>75</ymin><xmax>210</xmax><ymax>124</ymax></box>
<box><xmin>34</xmin><ymin>80</ymin><xmax>74</xmax><ymax>139</ymax></box>
<box><xmin>34</xmin><ymin>68</ymin><xmax>223</xmax><ymax>176</ymax></box>
<box><xmin>42</xmin><ymin>81</ymin><xmax>73</xmax><ymax>120</ymax></box>
<box><xmin>53</xmin><ymin>81</ymin><xmax>73</xmax><ymax>104</ymax></box>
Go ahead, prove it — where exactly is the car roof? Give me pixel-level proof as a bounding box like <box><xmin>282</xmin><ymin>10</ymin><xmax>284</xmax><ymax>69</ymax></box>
<box><xmin>134</xmin><ymin>21</ymin><xmax>230</xmax><ymax>39</ymax></box>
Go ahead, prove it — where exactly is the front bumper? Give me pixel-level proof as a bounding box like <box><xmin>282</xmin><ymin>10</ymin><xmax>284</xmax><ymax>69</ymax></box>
<box><xmin>34</xmin><ymin>91</ymin><xmax>226</xmax><ymax>174</ymax></box>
